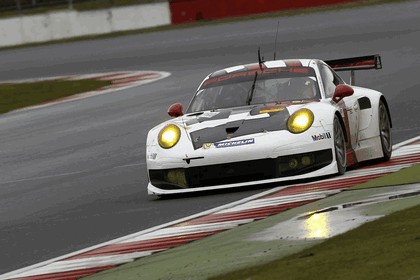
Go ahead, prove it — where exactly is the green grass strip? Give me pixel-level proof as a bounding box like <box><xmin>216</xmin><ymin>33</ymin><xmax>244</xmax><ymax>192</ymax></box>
<box><xmin>351</xmin><ymin>163</ymin><xmax>420</xmax><ymax>190</ymax></box>
<box><xmin>213</xmin><ymin>202</ymin><xmax>420</xmax><ymax>280</ymax></box>
<box><xmin>0</xmin><ymin>79</ymin><xmax>111</xmax><ymax>114</ymax></box>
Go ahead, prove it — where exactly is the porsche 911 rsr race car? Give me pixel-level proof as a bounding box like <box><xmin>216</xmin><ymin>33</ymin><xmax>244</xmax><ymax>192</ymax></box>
<box><xmin>146</xmin><ymin>55</ymin><xmax>392</xmax><ymax>196</ymax></box>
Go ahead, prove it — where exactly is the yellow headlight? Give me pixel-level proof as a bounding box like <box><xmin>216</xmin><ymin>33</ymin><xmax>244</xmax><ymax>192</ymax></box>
<box><xmin>287</xmin><ymin>108</ymin><xmax>314</xmax><ymax>134</ymax></box>
<box><xmin>158</xmin><ymin>124</ymin><xmax>181</xmax><ymax>149</ymax></box>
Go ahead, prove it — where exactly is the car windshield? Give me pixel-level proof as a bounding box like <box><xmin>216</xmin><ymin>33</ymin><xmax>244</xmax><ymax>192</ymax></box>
<box><xmin>187</xmin><ymin>67</ymin><xmax>320</xmax><ymax>113</ymax></box>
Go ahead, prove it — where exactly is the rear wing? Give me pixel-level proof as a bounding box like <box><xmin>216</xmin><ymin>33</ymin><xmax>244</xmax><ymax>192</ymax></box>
<box><xmin>325</xmin><ymin>54</ymin><xmax>382</xmax><ymax>85</ymax></box>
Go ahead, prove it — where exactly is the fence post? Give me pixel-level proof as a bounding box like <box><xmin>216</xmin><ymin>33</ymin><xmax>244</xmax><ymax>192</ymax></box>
<box><xmin>68</xmin><ymin>0</ymin><xmax>73</xmax><ymax>9</ymax></box>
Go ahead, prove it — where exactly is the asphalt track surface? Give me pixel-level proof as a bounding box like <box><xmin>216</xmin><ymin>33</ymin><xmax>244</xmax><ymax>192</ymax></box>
<box><xmin>0</xmin><ymin>1</ymin><xmax>419</xmax><ymax>274</ymax></box>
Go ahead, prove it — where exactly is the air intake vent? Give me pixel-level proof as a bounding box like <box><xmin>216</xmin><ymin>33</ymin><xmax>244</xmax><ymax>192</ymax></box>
<box><xmin>226</xmin><ymin>127</ymin><xmax>239</xmax><ymax>134</ymax></box>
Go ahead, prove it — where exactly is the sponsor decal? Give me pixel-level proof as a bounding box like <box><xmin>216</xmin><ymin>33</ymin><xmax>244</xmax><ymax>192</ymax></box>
<box><xmin>312</xmin><ymin>132</ymin><xmax>331</xmax><ymax>141</ymax></box>
<box><xmin>214</xmin><ymin>138</ymin><xmax>255</xmax><ymax>148</ymax></box>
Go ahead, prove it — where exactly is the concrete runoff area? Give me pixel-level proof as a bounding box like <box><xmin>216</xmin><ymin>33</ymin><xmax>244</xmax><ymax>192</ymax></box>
<box><xmin>84</xmin><ymin>164</ymin><xmax>420</xmax><ymax>280</ymax></box>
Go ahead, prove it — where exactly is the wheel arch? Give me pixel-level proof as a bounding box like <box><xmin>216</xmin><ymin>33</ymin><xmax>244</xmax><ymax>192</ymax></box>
<box><xmin>334</xmin><ymin>111</ymin><xmax>348</xmax><ymax>143</ymax></box>
<box><xmin>379</xmin><ymin>96</ymin><xmax>392</xmax><ymax>128</ymax></box>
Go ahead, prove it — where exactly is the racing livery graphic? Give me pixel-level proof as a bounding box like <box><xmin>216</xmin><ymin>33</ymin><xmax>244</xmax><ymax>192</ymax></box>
<box><xmin>146</xmin><ymin>55</ymin><xmax>392</xmax><ymax>195</ymax></box>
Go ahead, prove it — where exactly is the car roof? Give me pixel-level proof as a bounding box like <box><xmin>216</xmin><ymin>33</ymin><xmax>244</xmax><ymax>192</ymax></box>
<box><xmin>208</xmin><ymin>59</ymin><xmax>316</xmax><ymax>79</ymax></box>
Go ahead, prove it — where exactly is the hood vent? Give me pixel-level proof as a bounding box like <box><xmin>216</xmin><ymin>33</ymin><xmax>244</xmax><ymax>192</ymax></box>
<box><xmin>226</xmin><ymin>127</ymin><xmax>239</xmax><ymax>134</ymax></box>
<box><xmin>225</xmin><ymin>120</ymin><xmax>243</xmax><ymax>134</ymax></box>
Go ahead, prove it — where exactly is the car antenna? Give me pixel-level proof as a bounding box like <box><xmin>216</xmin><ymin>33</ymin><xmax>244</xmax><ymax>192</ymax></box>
<box><xmin>258</xmin><ymin>47</ymin><xmax>264</xmax><ymax>70</ymax></box>
<box><xmin>273</xmin><ymin>21</ymin><xmax>280</xmax><ymax>60</ymax></box>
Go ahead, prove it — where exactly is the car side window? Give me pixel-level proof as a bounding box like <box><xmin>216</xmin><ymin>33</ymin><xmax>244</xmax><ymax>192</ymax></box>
<box><xmin>320</xmin><ymin>64</ymin><xmax>343</xmax><ymax>98</ymax></box>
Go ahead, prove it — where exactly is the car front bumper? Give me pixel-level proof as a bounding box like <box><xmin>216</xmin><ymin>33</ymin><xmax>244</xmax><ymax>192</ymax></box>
<box><xmin>146</xmin><ymin>127</ymin><xmax>338</xmax><ymax>195</ymax></box>
<box><xmin>149</xmin><ymin>148</ymin><xmax>333</xmax><ymax>190</ymax></box>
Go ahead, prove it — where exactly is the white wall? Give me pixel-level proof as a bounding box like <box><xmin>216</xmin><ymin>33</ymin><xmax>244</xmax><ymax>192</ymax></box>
<box><xmin>0</xmin><ymin>2</ymin><xmax>171</xmax><ymax>48</ymax></box>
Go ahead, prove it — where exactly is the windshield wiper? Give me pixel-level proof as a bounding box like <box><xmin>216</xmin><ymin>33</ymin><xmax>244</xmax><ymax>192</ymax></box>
<box><xmin>246</xmin><ymin>71</ymin><xmax>258</xmax><ymax>105</ymax></box>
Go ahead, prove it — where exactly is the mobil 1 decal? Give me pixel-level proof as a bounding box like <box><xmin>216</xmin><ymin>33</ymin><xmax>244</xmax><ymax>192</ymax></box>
<box><xmin>312</xmin><ymin>132</ymin><xmax>331</xmax><ymax>141</ymax></box>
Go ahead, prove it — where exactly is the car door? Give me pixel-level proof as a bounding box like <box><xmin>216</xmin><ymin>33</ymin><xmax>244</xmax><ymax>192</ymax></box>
<box><xmin>319</xmin><ymin>63</ymin><xmax>359</xmax><ymax>150</ymax></box>
<box><xmin>341</xmin><ymin>92</ymin><xmax>360</xmax><ymax>149</ymax></box>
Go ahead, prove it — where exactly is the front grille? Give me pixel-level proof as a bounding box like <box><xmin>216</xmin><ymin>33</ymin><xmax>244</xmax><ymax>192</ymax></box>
<box><xmin>149</xmin><ymin>149</ymin><xmax>333</xmax><ymax>190</ymax></box>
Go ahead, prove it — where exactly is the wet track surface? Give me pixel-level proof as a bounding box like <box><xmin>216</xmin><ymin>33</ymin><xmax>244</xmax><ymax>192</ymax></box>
<box><xmin>0</xmin><ymin>1</ymin><xmax>420</xmax><ymax>273</ymax></box>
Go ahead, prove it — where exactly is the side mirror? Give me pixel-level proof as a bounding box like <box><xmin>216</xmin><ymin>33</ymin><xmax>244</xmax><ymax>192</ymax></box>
<box><xmin>332</xmin><ymin>84</ymin><xmax>354</xmax><ymax>103</ymax></box>
<box><xmin>168</xmin><ymin>103</ymin><xmax>184</xmax><ymax>118</ymax></box>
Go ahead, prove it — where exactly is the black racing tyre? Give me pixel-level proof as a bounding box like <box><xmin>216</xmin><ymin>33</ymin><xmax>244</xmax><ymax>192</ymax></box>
<box><xmin>334</xmin><ymin>116</ymin><xmax>346</xmax><ymax>175</ymax></box>
<box><xmin>378</xmin><ymin>100</ymin><xmax>392</xmax><ymax>161</ymax></box>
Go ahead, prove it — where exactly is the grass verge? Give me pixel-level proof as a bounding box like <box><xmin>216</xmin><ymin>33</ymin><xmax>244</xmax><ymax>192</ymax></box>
<box><xmin>211</xmin><ymin>164</ymin><xmax>420</xmax><ymax>280</ymax></box>
<box><xmin>351</xmin><ymin>163</ymin><xmax>420</xmax><ymax>190</ymax></box>
<box><xmin>212</xmin><ymin>203</ymin><xmax>420</xmax><ymax>280</ymax></box>
<box><xmin>0</xmin><ymin>79</ymin><xmax>111</xmax><ymax>114</ymax></box>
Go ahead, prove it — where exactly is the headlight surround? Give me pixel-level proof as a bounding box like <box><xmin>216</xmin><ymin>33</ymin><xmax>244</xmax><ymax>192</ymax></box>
<box><xmin>158</xmin><ymin>124</ymin><xmax>181</xmax><ymax>149</ymax></box>
<box><xmin>287</xmin><ymin>108</ymin><xmax>314</xmax><ymax>134</ymax></box>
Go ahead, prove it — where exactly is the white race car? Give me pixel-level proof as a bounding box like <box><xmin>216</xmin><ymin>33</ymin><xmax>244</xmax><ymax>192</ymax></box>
<box><xmin>146</xmin><ymin>55</ymin><xmax>392</xmax><ymax>196</ymax></box>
